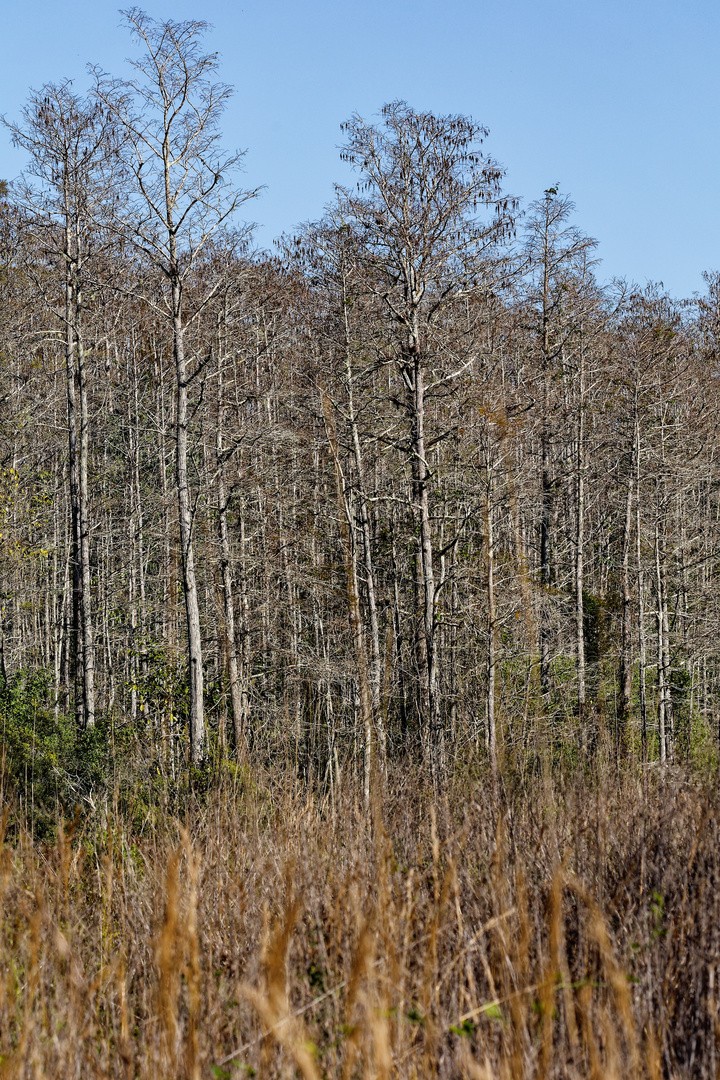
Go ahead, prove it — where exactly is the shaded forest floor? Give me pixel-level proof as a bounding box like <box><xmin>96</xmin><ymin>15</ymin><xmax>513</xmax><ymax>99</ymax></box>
<box><xmin>0</xmin><ymin>741</ymin><xmax>719</xmax><ymax>1080</ymax></box>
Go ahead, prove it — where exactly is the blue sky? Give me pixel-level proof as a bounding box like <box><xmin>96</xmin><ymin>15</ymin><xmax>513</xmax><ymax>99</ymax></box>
<box><xmin>1</xmin><ymin>0</ymin><xmax>718</xmax><ymax>298</ymax></box>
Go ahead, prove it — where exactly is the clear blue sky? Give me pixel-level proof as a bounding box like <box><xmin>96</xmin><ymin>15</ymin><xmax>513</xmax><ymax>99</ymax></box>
<box><xmin>1</xmin><ymin>0</ymin><xmax>718</xmax><ymax>298</ymax></box>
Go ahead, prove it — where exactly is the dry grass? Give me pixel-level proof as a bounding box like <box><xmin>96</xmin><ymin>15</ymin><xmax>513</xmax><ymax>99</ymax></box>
<box><xmin>0</xmin><ymin>761</ymin><xmax>718</xmax><ymax>1078</ymax></box>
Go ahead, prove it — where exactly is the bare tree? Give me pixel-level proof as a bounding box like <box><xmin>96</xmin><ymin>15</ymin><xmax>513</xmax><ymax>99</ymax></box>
<box><xmin>95</xmin><ymin>10</ymin><xmax>257</xmax><ymax>762</ymax></box>
<box><xmin>4</xmin><ymin>81</ymin><xmax>121</xmax><ymax>729</ymax></box>
<box><xmin>336</xmin><ymin>101</ymin><xmax>516</xmax><ymax>771</ymax></box>
<box><xmin>522</xmin><ymin>191</ymin><xmax>597</xmax><ymax>723</ymax></box>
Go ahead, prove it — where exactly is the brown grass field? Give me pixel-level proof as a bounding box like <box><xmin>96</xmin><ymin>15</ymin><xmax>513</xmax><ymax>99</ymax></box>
<box><xmin>0</xmin><ymin>756</ymin><xmax>718</xmax><ymax>1079</ymax></box>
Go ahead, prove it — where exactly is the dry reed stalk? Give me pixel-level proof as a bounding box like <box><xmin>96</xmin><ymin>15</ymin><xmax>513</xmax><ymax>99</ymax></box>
<box><xmin>6</xmin><ymin>893</ymin><xmax>43</xmax><ymax>1079</ymax></box>
<box><xmin>456</xmin><ymin>1042</ymin><xmax>497</xmax><ymax>1079</ymax></box>
<box><xmin>422</xmin><ymin>826</ymin><xmax>454</xmax><ymax>1075</ymax></box>
<box><xmin>373</xmin><ymin>820</ymin><xmax>402</xmax><ymax>1076</ymax></box>
<box><xmin>488</xmin><ymin>817</ymin><xmax>527</xmax><ymax>1079</ymax></box>
<box><xmin>56</xmin><ymin>808</ymin><xmax>80</xmax><ymax>924</ymax></box>
<box><xmin>116</xmin><ymin>958</ymin><xmax>133</xmax><ymax>1080</ymax></box>
<box><xmin>182</xmin><ymin>828</ymin><xmax>201</xmax><ymax>1080</ymax></box>
<box><xmin>100</xmin><ymin>827</ymin><xmax>114</xmax><ymax>971</ymax></box>
<box><xmin>565</xmin><ymin>872</ymin><xmax>641</xmax><ymax>1078</ymax></box>
<box><xmin>508</xmin><ymin>866</ymin><xmax>530</xmax><ymax>1080</ymax></box>
<box><xmin>550</xmin><ymin>866</ymin><xmax>580</xmax><ymax>1066</ymax></box>
<box><xmin>396</xmin><ymin>866</ymin><xmax>416</xmax><ymax>1064</ymax></box>
<box><xmin>155</xmin><ymin>844</ymin><xmax>181</xmax><ymax>1074</ymax></box>
<box><xmin>600</xmin><ymin>1003</ymin><xmax>623</xmax><ymax>1080</ymax></box>
<box><xmin>536</xmin><ymin>868</ymin><xmax>560</xmax><ymax>1080</ymax></box>
<box><xmin>644</xmin><ymin>1021</ymin><xmax>662</xmax><ymax>1080</ymax></box>
<box><xmin>366</xmin><ymin>950</ymin><xmax>392</xmax><ymax>1080</ymax></box>
<box><xmin>0</xmin><ymin>806</ymin><xmax>11</xmax><ymax>1048</ymax></box>
<box><xmin>339</xmin><ymin>918</ymin><xmax>376</xmax><ymax>1080</ymax></box>
<box><xmin>241</xmin><ymin>889</ymin><xmax>321</xmax><ymax>1080</ymax></box>
<box><xmin>1</xmin><ymin>763</ymin><xmax>719</xmax><ymax>1077</ymax></box>
<box><xmin>577</xmin><ymin>980</ymin><xmax>601</xmax><ymax>1080</ymax></box>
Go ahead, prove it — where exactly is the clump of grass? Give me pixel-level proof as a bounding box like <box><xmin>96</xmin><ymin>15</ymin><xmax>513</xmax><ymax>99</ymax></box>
<box><xmin>0</xmin><ymin>761</ymin><xmax>717</xmax><ymax>1077</ymax></box>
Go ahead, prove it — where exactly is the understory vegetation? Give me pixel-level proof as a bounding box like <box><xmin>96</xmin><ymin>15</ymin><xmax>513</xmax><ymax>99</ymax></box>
<box><xmin>0</xmin><ymin>747</ymin><xmax>718</xmax><ymax>1079</ymax></box>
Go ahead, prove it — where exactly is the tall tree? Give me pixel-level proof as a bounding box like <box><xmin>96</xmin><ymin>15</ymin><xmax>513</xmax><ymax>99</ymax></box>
<box><xmin>5</xmin><ymin>81</ymin><xmax>120</xmax><ymax>729</ymax></box>
<box><xmin>335</xmin><ymin>101</ymin><xmax>516</xmax><ymax>770</ymax></box>
<box><xmin>95</xmin><ymin>10</ymin><xmax>257</xmax><ymax>762</ymax></box>
<box><xmin>522</xmin><ymin>190</ymin><xmax>597</xmax><ymax>718</ymax></box>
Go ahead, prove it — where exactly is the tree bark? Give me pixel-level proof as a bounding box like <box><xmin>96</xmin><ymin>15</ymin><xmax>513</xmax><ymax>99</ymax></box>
<box><xmin>619</xmin><ymin>459</ymin><xmax>634</xmax><ymax>753</ymax></box>
<box><xmin>216</xmin><ymin>338</ymin><xmax>247</xmax><ymax>756</ymax></box>
<box><xmin>619</xmin><ymin>398</ymin><xmax>639</xmax><ymax>754</ymax></box>
<box><xmin>76</xmin><ymin>316</ymin><xmax>95</xmax><ymax>726</ymax></box>
<box><xmin>341</xmin><ymin>289</ymin><xmax>385</xmax><ymax>775</ymax></box>
<box><xmin>410</xmin><ymin>344</ymin><xmax>438</xmax><ymax>771</ymax></box>
<box><xmin>575</xmin><ymin>342</ymin><xmax>586</xmax><ymax>731</ymax></box>
<box><xmin>321</xmin><ymin>390</ymin><xmax>374</xmax><ymax>814</ymax></box>
<box><xmin>172</xmin><ymin>278</ymin><xmax>205</xmax><ymax>763</ymax></box>
<box><xmin>485</xmin><ymin>470</ymin><xmax>498</xmax><ymax>788</ymax></box>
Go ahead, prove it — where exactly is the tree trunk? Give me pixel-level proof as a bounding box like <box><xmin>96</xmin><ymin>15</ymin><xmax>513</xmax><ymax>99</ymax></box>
<box><xmin>636</xmin><ymin>426</ymin><xmax>648</xmax><ymax>766</ymax></box>
<box><xmin>76</xmin><ymin>325</ymin><xmax>95</xmax><ymax>728</ymax></box>
<box><xmin>216</xmin><ymin>344</ymin><xmax>247</xmax><ymax>756</ymax></box>
<box><xmin>654</xmin><ymin>517</ymin><xmax>670</xmax><ymax>763</ymax></box>
<box><xmin>485</xmin><ymin>470</ymin><xmax>498</xmax><ymax>788</ymax></box>
<box><xmin>172</xmin><ymin>278</ymin><xmax>205</xmax><ymax>764</ymax></box>
<box><xmin>321</xmin><ymin>390</ymin><xmax>373</xmax><ymax>814</ymax></box>
<box><xmin>341</xmin><ymin>293</ymin><xmax>385</xmax><ymax>775</ymax></box>
<box><xmin>411</xmin><ymin>346</ymin><xmax>438</xmax><ymax>771</ymax></box>
<box><xmin>575</xmin><ymin>344</ymin><xmax>586</xmax><ymax>733</ymax></box>
<box><xmin>64</xmin><ymin>223</ymin><xmax>84</xmax><ymax>731</ymax></box>
<box><xmin>619</xmin><ymin>399</ymin><xmax>639</xmax><ymax>754</ymax></box>
<box><xmin>619</xmin><ymin>456</ymin><xmax>634</xmax><ymax>754</ymax></box>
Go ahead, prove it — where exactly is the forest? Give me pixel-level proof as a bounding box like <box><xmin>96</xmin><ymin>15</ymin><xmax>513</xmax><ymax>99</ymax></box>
<box><xmin>1</xmin><ymin>10</ymin><xmax>720</xmax><ymax>1080</ymax></box>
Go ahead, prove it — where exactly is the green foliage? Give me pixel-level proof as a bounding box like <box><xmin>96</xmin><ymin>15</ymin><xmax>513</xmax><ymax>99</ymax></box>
<box><xmin>450</xmin><ymin>1018</ymin><xmax>476</xmax><ymax>1037</ymax></box>
<box><xmin>307</xmin><ymin>961</ymin><xmax>325</xmax><ymax>993</ymax></box>
<box><xmin>650</xmin><ymin>890</ymin><xmax>666</xmax><ymax>940</ymax></box>
<box><xmin>670</xmin><ymin>665</ymin><xmax>693</xmax><ymax>759</ymax></box>
<box><xmin>0</xmin><ymin>669</ymin><xmax>110</xmax><ymax>839</ymax></box>
<box><xmin>583</xmin><ymin>590</ymin><xmax>610</xmax><ymax>669</ymax></box>
<box><xmin>483</xmin><ymin>1003</ymin><xmax>504</xmax><ymax>1022</ymax></box>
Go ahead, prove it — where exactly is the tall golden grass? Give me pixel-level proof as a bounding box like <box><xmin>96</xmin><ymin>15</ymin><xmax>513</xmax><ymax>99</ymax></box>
<box><xmin>0</xmin><ymin>761</ymin><xmax>717</xmax><ymax>1078</ymax></box>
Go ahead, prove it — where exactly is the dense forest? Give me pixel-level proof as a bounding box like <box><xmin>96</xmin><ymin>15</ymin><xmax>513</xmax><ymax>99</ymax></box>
<box><xmin>1</xmin><ymin>12</ymin><xmax>719</xmax><ymax>801</ymax></box>
<box><xmin>1</xmin><ymin>13</ymin><xmax>720</xmax><ymax>1078</ymax></box>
